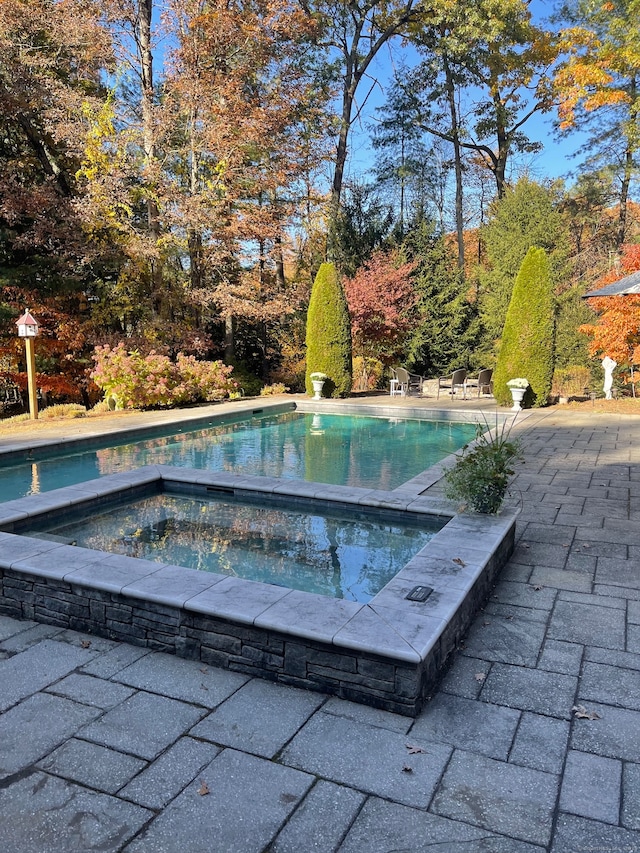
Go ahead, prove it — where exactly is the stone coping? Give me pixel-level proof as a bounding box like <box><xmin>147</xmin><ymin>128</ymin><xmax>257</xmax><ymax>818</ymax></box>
<box><xmin>0</xmin><ymin>465</ymin><xmax>517</xmax><ymax>715</ymax></box>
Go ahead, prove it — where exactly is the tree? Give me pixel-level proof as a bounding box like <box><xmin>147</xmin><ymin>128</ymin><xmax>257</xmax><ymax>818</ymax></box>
<box><xmin>560</xmin><ymin>173</ymin><xmax>618</xmax><ymax>265</ymax></box>
<box><xmin>371</xmin><ymin>73</ymin><xmax>446</xmax><ymax>239</ymax></box>
<box><xmin>158</xmin><ymin>0</ymin><xmax>325</xmax><ymax>364</ymax></box>
<box><xmin>402</xmin><ymin>222</ymin><xmax>480</xmax><ymax>376</ymax></box>
<box><xmin>78</xmin><ymin>0</ymin><xmax>326</xmax><ymax>363</ymax></box>
<box><xmin>342</xmin><ymin>249</ymin><xmax>416</xmax><ymax>363</ymax></box>
<box><xmin>408</xmin><ymin>0</ymin><xmax>557</xmax><ymax>203</ymax></box>
<box><xmin>298</xmin><ymin>0</ymin><xmax>419</xmax><ymax>228</ymax></box>
<box><xmin>0</xmin><ymin>0</ymin><xmax>112</xmax><ymax>294</ymax></box>
<box><xmin>330</xmin><ymin>182</ymin><xmax>394</xmax><ymax>277</ymax></box>
<box><xmin>479</xmin><ymin>178</ymin><xmax>569</xmax><ymax>349</ymax></box>
<box><xmin>493</xmin><ymin>246</ymin><xmax>556</xmax><ymax>407</ymax></box>
<box><xmin>305</xmin><ymin>262</ymin><xmax>352</xmax><ymax>396</ymax></box>
<box><xmin>554</xmin><ymin>0</ymin><xmax>640</xmax><ymax>247</ymax></box>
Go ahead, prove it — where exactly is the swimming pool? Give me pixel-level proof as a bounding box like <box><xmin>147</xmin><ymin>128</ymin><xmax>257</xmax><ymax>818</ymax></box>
<box><xmin>0</xmin><ymin>407</ymin><xmax>481</xmax><ymax>501</ymax></box>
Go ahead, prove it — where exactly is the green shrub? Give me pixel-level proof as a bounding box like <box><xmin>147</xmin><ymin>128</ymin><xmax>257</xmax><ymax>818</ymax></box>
<box><xmin>260</xmin><ymin>382</ymin><xmax>289</xmax><ymax>396</ymax></box>
<box><xmin>305</xmin><ymin>262</ymin><xmax>352</xmax><ymax>397</ymax></box>
<box><xmin>493</xmin><ymin>247</ymin><xmax>555</xmax><ymax>407</ymax></box>
<box><xmin>227</xmin><ymin>361</ymin><xmax>262</xmax><ymax>397</ymax></box>
<box><xmin>443</xmin><ymin>417</ymin><xmax>522</xmax><ymax>514</ymax></box>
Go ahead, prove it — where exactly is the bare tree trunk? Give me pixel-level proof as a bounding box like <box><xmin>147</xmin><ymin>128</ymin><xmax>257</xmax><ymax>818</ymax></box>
<box><xmin>442</xmin><ymin>49</ymin><xmax>464</xmax><ymax>269</ymax></box>
<box><xmin>492</xmin><ymin>88</ymin><xmax>509</xmax><ymax>199</ymax></box>
<box><xmin>224</xmin><ymin>315</ymin><xmax>235</xmax><ymax>362</ymax></box>
<box><xmin>318</xmin><ymin>0</ymin><xmax>417</xmax><ymax>240</ymax></box>
<box><xmin>137</xmin><ymin>0</ymin><xmax>164</xmax><ymax>316</ymax></box>
<box><xmin>617</xmin><ymin>145</ymin><xmax>633</xmax><ymax>248</ymax></box>
<box><xmin>15</xmin><ymin>115</ymin><xmax>72</xmax><ymax>196</ymax></box>
<box><xmin>617</xmin><ymin>79</ymin><xmax>637</xmax><ymax>248</ymax></box>
<box><xmin>274</xmin><ymin>235</ymin><xmax>286</xmax><ymax>289</ymax></box>
<box><xmin>188</xmin><ymin>107</ymin><xmax>203</xmax><ymax>291</ymax></box>
<box><xmin>329</xmin><ymin>77</ymin><xmax>356</xmax><ymax>235</ymax></box>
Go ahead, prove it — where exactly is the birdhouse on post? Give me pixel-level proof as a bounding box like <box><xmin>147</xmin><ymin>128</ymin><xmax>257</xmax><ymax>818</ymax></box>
<box><xmin>16</xmin><ymin>310</ymin><xmax>39</xmax><ymax>338</ymax></box>
<box><xmin>15</xmin><ymin>309</ymin><xmax>39</xmax><ymax>419</ymax></box>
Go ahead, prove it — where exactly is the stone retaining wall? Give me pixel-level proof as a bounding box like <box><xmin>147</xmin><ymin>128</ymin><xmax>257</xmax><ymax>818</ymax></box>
<box><xmin>0</xmin><ymin>569</ymin><xmax>428</xmax><ymax>715</ymax></box>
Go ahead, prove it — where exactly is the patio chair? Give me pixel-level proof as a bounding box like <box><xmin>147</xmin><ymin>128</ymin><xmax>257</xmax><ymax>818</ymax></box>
<box><xmin>0</xmin><ymin>382</ymin><xmax>23</xmax><ymax>411</ymax></box>
<box><xmin>396</xmin><ymin>367</ymin><xmax>424</xmax><ymax>396</ymax></box>
<box><xmin>468</xmin><ymin>368</ymin><xmax>493</xmax><ymax>397</ymax></box>
<box><xmin>389</xmin><ymin>367</ymin><xmax>403</xmax><ymax>396</ymax></box>
<box><xmin>437</xmin><ymin>368</ymin><xmax>467</xmax><ymax>399</ymax></box>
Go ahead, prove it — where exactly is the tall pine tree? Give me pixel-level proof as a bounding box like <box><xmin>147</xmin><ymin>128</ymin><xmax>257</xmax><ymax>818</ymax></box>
<box><xmin>403</xmin><ymin>223</ymin><xmax>479</xmax><ymax>376</ymax></box>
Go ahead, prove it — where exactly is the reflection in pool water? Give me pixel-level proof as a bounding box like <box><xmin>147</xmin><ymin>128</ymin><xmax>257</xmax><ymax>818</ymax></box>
<box><xmin>25</xmin><ymin>492</ymin><xmax>443</xmax><ymax>602</ymax></box>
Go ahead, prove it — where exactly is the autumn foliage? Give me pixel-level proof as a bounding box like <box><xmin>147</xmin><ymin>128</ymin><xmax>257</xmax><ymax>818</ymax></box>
<box><xmin>343</xmin><ymin>250</ymin><xmax>417</xmax><ymax>362</ymax></box>
<box><xmin>0</xmin><ymin>0</ymin><xmax>639</xmax><ymax>408</ymax></box>
<box><xmin>580</xmin><ymin>245</ymin><xmax>640</xmax><ymax>367</ymax></box>
<box><xmin>91</xmin><ymin>344</ymin><xmax>237</xmax><ymax>410</ymax></box>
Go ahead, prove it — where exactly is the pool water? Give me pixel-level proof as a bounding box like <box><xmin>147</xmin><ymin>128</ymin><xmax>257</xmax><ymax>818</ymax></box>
<box><xmin>24</xmin><ymin>492</ymin><xmax>442</xmax><ymax>602</ymax></box>
<box><xmin>0</xmin><ymin>410</ymin><xmax>479</xmax><ymax>501</ymax></box>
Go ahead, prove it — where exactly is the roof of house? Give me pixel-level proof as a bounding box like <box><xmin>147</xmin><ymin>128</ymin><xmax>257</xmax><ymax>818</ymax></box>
<box><xmin>583</xmin><ymin>269</ymin><xmax>640</xmax><ymax>297</ymax></box>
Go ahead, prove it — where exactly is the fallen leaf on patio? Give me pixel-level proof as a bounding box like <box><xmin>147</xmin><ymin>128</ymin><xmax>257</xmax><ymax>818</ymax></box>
<box><xmin>402</xmin><ymin>765</ymin><xmax>414</xmax><ymax>773</ymax></box>
<box><xmin>198</xmin><ymin>780</ymin><xmax>210</xmax><ymax>796</ymax></box>
<box><xmin>483</xmin><ymin>620</ymin><xmax>491</xmax><ymax>626</ymax></box>
<box><xmin>199</xmin><ymin>667</ymin><xmax>208</xmax><ymax>674</ymax></box>
<box><xmin>81</xmin><ymin>640</ymin><xmax>91</xmax><ymax>649</ymax></box>
<box><xmin>406</xmin><ymin>744</ymin><xmax>426</xmax><ymax>754</ymax></box>
<box><xmin>453</xmin><ymin>557</ymin><xmax>466</xmax><ymax>566</ymax></box>
<box><xmin>475</xmin><ymin>672</ymin><xmax>486</xmax><ymax>683</ymax></box>
<box><xmin>521</xmin><ymin>543</ymin><xmax>530</xmax><ymax>549</ymax></box>
<box><xmin>200</xmin><ymin>683</ymin><xmax>209</xmax><ymax>691</ymax></box>
<box><xmin>572</xmin><ymin>705</ymin><xmax>601</xmax><ymax>720</ymax></box>
<box><xmin>530</xmin><ymin>585</ymin><xmax>544</xmax><ymax>592</ymax></box>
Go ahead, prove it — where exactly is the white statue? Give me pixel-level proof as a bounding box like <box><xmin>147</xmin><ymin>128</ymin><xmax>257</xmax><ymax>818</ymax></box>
<box><xmin>602</xmin><ymin>356</ymin><xmax>617</xmax><ymax>400</ymax></box>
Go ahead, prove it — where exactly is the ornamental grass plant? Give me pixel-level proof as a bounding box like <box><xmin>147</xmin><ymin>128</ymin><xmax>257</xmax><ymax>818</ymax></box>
<box><xmin>443</xmin><ymin>416</ymin><xmax>522</xmax><ymax>514</ymax></box>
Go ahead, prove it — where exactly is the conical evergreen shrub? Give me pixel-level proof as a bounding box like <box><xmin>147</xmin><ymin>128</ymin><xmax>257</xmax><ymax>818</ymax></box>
<box><xmin>493</xmin><ymin>247</ymin><xmax>555</xmax><ymax>408</ymax></box>
<box><xmin>305</xmin><ymin>262</ymin><xmax>352</xmax><ymax>397</ymax></box>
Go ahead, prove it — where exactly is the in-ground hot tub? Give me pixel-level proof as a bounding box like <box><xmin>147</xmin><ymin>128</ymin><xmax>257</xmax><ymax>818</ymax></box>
<box><xmin>14</xmin><ymin>486</ymin><xmax>445</xmax><ymax>604</ymax></box>
<box><xmin>0</xmin><ymin>465</ymin><xmax>518</xmax><ymax>715</ymax></box>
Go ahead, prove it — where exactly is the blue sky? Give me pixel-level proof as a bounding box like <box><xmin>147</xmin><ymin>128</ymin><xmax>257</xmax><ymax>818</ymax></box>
<box><xmin>148</xmin><ymin>0</ymin><xmax>585</xmax><ymax>192</ymax></box>
<box><xmin>342</xmin><ymin>0</ymin><xmax>587</xmax><ymax>190</ymax></box>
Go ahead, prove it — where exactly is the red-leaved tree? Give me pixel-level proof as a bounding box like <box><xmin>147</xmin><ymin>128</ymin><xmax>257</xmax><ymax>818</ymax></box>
<box><xmin>343</xmin><ymin>249</ymin><xmax>417</xmax><ymax>367</ymax></box>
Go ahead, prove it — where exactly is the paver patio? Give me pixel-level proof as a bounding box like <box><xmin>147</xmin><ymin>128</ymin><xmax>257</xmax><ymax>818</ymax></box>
<box><xmin>0</xmin><ymin>397</ymin><xmax>639</xmax><ymax>851</ymax></box>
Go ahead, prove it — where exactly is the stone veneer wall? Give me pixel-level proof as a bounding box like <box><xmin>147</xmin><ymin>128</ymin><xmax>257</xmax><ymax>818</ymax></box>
<box><xmin>0</xmin><ymin>569</ymin><xmax>425</xmax><ymax>715</ymax></box>
<box><xmin>0</xmin><ymin>515</ymin><xmax>514</xmax><ymax>717</ymax></box>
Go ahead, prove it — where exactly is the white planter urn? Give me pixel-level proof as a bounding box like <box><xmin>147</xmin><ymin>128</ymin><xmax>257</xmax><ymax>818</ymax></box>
<box><xmin>311</xmin><ymin>379</ymin><xmax>325</xmax><ymax>401</ymax></box>
<box><xmin>510</xmin><ymin>387</ymin><xmax>526</xmax><ymax>411</ymax></box>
